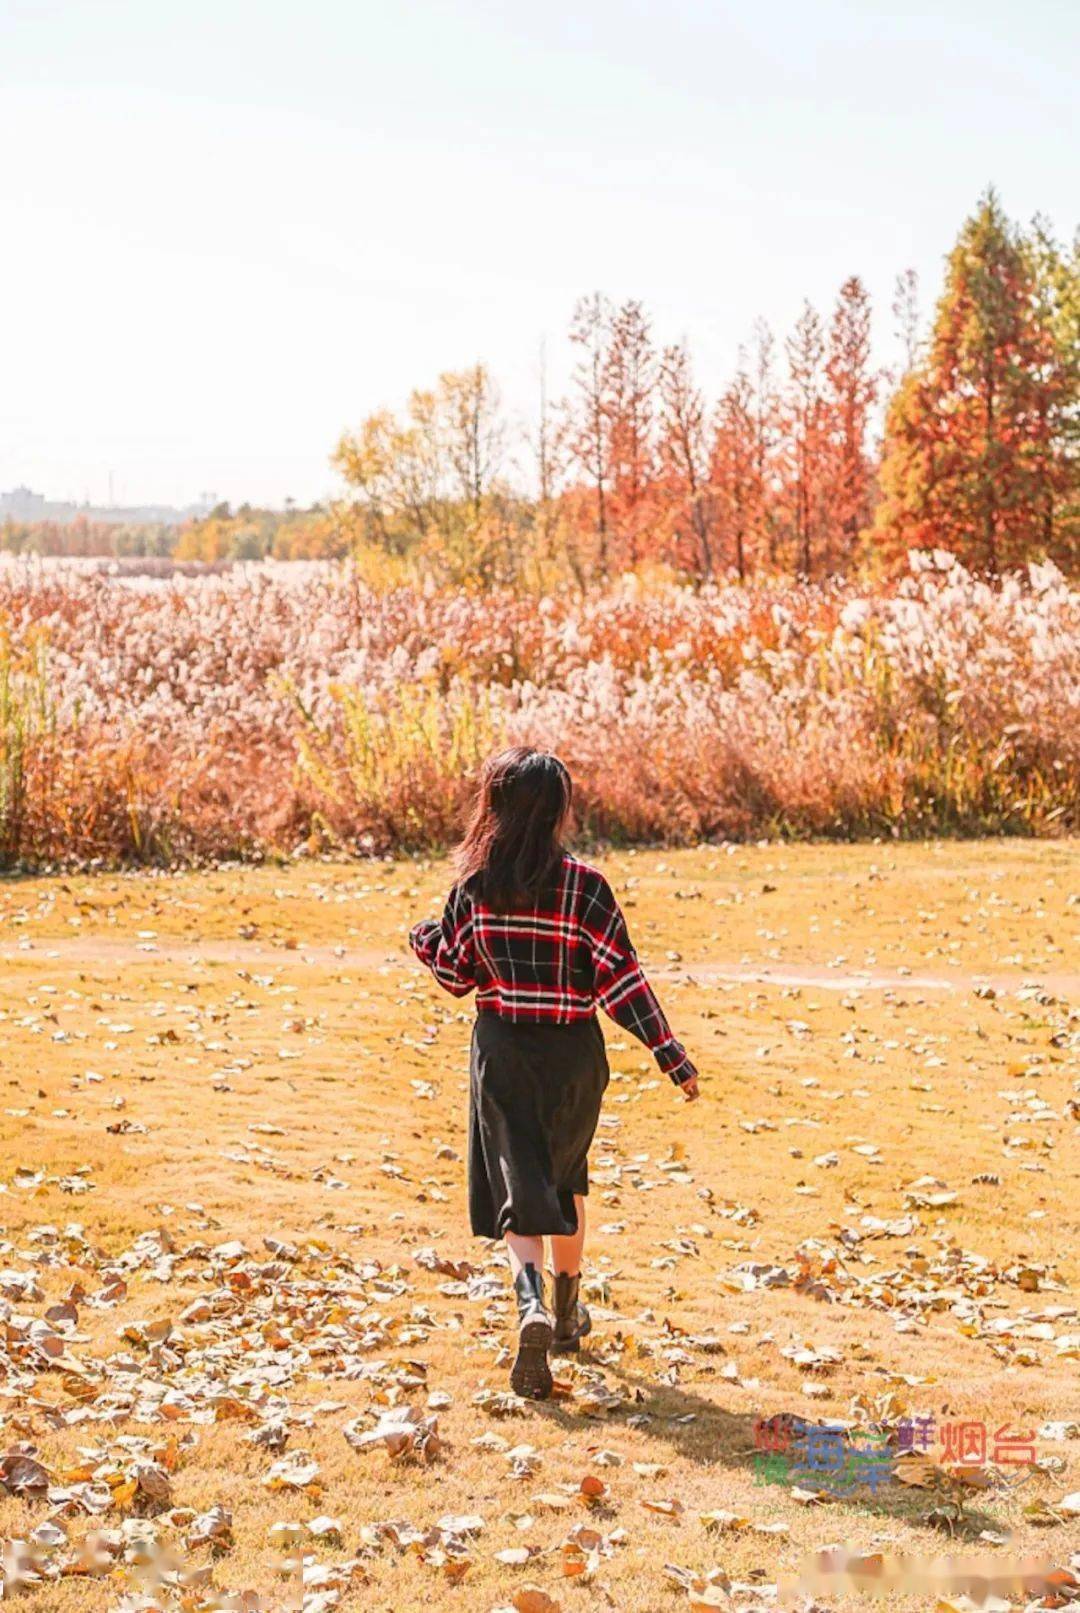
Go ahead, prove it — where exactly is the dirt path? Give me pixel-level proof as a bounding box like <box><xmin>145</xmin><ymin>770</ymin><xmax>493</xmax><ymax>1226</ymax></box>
<box><xmin>2</xmin><ymin>932</ymin><xmax>1075</xmax><ymax>997</ymax></box>
<box><xmin>673</xmin><ymin>962</ymin><xmax>1078</xmax><ymax>995</ymax></box>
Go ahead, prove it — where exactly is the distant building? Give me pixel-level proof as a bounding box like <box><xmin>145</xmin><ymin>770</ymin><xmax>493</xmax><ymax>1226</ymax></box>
<box><xmin>0</xmin><ymin>486</ymin><xmax>216</xmax><ymax>526</ymax></box>
<box><xmin>1</xmin><ymin>487</ymin><xmax>48</xmax><ymax>518</ymax></box>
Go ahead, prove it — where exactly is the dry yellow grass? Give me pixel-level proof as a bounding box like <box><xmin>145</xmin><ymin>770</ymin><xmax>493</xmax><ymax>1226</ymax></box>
<box><xmin>0</xmin><ymin>840</ymin><xmax>1077</xmax><ymax>1612</ymax></box>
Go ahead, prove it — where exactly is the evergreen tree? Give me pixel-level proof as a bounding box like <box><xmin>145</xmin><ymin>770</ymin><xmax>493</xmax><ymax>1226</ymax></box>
<box><xmin>1025</xmin><ymin>218</ymin><xmax>1080</xmax><ymax>571</ymax></box>
<box><xmin>875</xmin><ymin>190</ymin><xmax>1076</xmax><ymax>572</ymax></box>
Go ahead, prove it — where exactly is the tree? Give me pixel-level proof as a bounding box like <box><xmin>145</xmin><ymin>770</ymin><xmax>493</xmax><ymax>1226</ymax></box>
<box><xmin>783</xmin><ymin>301</ymin><xmax>828</xmax><ymax>578</ymax></box>
<box><xmin>333</xmin><ymin>367</ymin><xmax>508</xmax><ymax>561</ymax></box>
<box><xmin>876</xmin><ymin>190</ymin><xmax>1076</xmax><ymax>572</ymax></box>
<box><xmin>658</xmin><ymin>342</ymin><xmax>714</xmax><ymax>576</ymax></box>
<box><xmin>711</xmin><ymin>370</ymin><xmax>756</xmax><ymax>580</ymax></box>
<box><xmin>748</xmin><ymin>320</ymin><xmax>781</xmax><ymax>569</ymax></box>
<box><xmin>892</xmin><ymin>268</ymin><xmax>921</xmax><ymax>375</ymax></box>
<box><xmin>1025</xmin><ymin>218</ymin><xmax>1080</xmax><ymax>568</ymax></box>
<box><xmin>825</xmin><ymin>276</ymin><xmax>877</xmax><ymax>566</ymax></box>
<box><xmin>603</xmin><ymin>300</ymin><xmax>657</xmax><ymax>569</ymax></box>
<box><xmin>440</xmin><ymin>364</ymin><xmax>505</xmax><ymax>519</ymax></box>
<box><xmin>333</xmin><ymin>398</ymin><xmax>442</xmax><ymax>550</ymax></box>
<box><xmin>567</xmin><ymin>293</ymin><xmax>614</xmax><ymax>577</ymax></box>
<box><xmin>534</xmin><ymin>338</ymin><xmax>557</xmax><ymax>554</ymax></box>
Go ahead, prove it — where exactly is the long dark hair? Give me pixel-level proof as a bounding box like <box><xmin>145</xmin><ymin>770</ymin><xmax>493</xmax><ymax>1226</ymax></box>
<box><xmin>457</xmin><ymin>746</ymin><xmax>572</xmax><ymax>910</ymax></box>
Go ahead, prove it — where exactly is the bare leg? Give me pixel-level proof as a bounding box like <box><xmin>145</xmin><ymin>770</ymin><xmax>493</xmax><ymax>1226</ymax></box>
<box><xmin>505</xmin><ymin>1232</ymin><xmax>545</xmax><ymax>1280</ymax></box>
<box><xmin>549</xmin><ymin>1194</ymin><xmax>586</xmax><ymax>1276</ymax></box>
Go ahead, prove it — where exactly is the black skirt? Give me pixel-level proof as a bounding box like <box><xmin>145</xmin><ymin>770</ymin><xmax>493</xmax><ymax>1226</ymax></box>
<box><xmin>468</xmin><ymin>1013</ymin><xmax>610</xmax><ymax>1240</ymax></box>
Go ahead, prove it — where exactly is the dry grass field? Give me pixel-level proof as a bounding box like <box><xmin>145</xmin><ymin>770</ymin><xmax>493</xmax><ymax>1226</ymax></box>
<box><xmin>1</xmin><ymin>840</ymin><xmax>1078</xmax><ymax>1612</ymax></box>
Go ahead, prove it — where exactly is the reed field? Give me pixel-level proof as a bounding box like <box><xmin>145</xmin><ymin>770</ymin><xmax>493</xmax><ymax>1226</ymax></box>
<box><xmin>0</xmin><ymin>840</ymin><xmax>1077</xmax><ymax>1610</ymax></box>
<box><xmin>0</xmin><ymin>553</ymin><xmax>1077</xmax><ymax>871</ymax></box>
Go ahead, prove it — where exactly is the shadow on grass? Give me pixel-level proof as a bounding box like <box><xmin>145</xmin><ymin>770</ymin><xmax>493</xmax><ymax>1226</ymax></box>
<box><xmin>532</xmin><ymin>1356</ymin><xmax>1005</xmax><ymax>1540</ymax></box>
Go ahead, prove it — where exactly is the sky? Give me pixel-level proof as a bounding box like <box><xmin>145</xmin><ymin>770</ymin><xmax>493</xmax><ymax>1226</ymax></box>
<box><xmin>1</xmin><ymin>0</ymin><xmax>1077</xmax><ymax>510</ymax></box>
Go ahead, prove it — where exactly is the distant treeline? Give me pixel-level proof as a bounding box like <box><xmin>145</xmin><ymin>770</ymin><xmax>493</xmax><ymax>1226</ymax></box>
<box><xmin>0</xmin><ymin>504</ymin><xmax>350</xmax><ymax>563</ymax></box>
<box><xmin>1</xmin><ymin>518</ymin><xmax>180</xmax><ymax>559</ymax></box>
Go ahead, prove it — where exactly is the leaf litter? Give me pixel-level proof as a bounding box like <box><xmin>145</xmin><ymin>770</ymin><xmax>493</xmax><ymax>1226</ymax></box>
<box><xmin>1</xmin><ymin>846</ymin><xmax>1078</xmax><ymax>1609</ymax></box>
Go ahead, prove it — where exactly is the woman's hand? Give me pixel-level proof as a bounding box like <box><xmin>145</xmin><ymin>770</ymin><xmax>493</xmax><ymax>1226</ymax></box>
<box><xmin>678</xmin><ymin>1073</ymin><xmax>700</xmax><ymax>1101</ymax></box>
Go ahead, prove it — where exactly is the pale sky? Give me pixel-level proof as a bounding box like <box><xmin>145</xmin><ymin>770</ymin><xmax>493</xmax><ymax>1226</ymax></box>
<box><xmin>2</xmin><ymin>0</ymin><xmax>1077</xmax><ymax>509</ymax></box>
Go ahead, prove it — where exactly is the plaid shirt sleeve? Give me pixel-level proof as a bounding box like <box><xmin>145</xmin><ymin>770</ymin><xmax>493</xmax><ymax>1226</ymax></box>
<box><xmin>587</xmin><ymin>874</ymin><xmax>697</xmax><ymax>1086</ymax></box>
<box><xmin>409</xmin><ymin>882</ymin><xmax>476</xmax><ymax>998</ymax></box>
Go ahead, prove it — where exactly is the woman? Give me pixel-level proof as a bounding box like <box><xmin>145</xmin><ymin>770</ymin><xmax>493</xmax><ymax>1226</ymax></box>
<box><xmin>409</xmin><ymin>747</ymin><xmax>699</xmax><ymax>1400</ymax></box>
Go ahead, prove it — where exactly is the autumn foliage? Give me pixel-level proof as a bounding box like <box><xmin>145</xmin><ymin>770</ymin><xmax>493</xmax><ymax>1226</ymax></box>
<box><xmin>1</xmin><ymin>552</ymin><xmax>1076</xmax><ymax>868</ymax></box>
<box><xmin>330</xmin><ymin>191</ymin><xmax>1077</xmax><ymax>587</ymax></box>
<box><xmin>876</xmin><ymin>195</ymin><xmax>1078</xmax><ymax>574</ymax></box>
<box><xmin>1</xmin><ymin>191</ymin><xmax>1077</xmax><ymax>868</ymax></box>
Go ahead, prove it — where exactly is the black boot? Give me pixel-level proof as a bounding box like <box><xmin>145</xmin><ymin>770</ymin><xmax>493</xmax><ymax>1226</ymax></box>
<box><xmin>510</xmin><ymin>1263</ymin><xmax>554</xmax><ymax>1399</ymax></box>
<box><xmin>551</xmin><ymin>1271</ymin><xmax>591</xmax><ymax>1354</ymax></box>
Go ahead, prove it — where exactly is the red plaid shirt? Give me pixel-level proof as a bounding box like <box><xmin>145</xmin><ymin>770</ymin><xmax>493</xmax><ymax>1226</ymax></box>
<box><xmin>409</xmin><ymin>854</ymin><xmax>696</xmax><ymax>1086</ymax></box>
